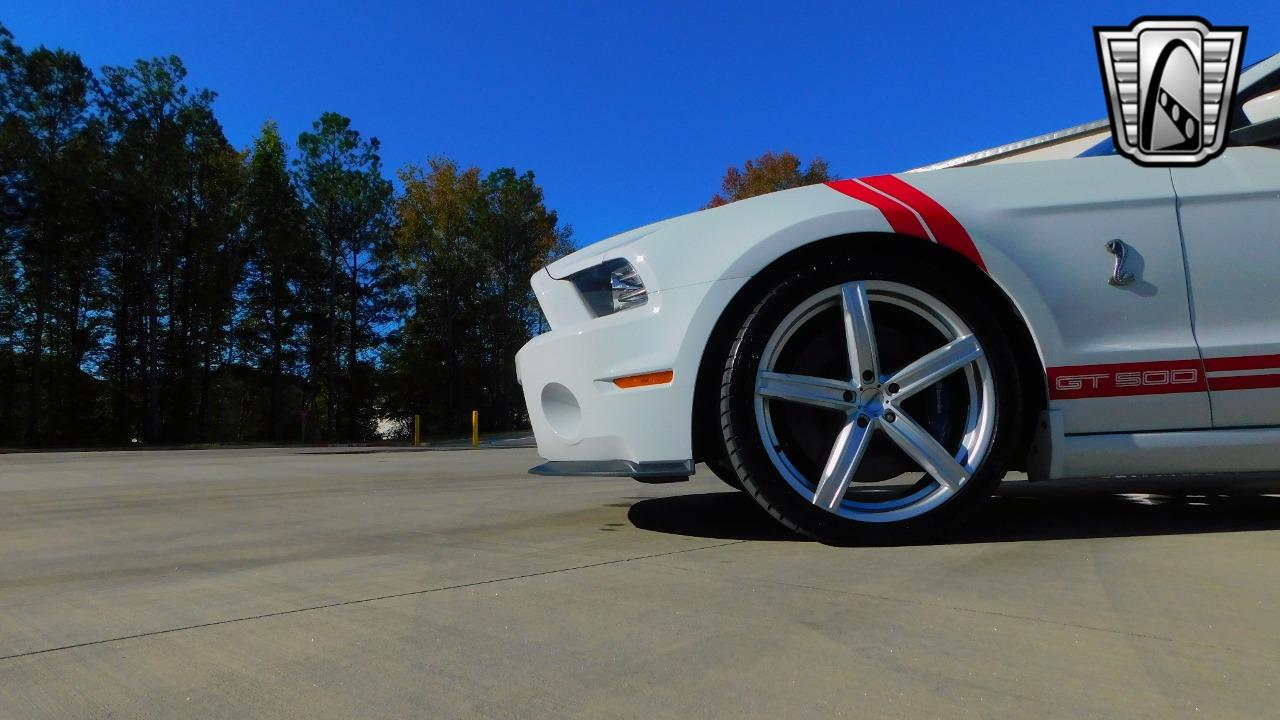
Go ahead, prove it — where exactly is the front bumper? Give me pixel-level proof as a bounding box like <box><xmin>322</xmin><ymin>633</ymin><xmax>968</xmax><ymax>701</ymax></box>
<box><xmin>516</xmin><ymin>271</ymin><xmax>747</xmax><ymax>468</ymax></box>
<box><xmin>529</xmin><ymin>459</ymin><xmax>695</xmax><ymax>481</ymax></box>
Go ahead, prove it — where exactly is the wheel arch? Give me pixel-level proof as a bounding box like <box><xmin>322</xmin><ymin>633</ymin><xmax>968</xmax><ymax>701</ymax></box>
<box><xmin>690</xmin><ymin>232</ymin><xmax>1048</xmax><ymax>471</ymax></box>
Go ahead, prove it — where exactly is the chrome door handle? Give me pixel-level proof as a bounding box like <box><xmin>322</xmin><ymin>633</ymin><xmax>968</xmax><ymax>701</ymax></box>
<box><xmin>1106</xmin><ymin>239</ymin><xmax>1135</xmax><ymax>286</ymax></box>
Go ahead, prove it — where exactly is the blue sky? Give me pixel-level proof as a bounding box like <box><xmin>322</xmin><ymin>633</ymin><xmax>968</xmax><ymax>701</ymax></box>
<box><xmin>6</xmin><ymin>2</ymin><xmax>1278</xmax><ymax>246</ymax></box>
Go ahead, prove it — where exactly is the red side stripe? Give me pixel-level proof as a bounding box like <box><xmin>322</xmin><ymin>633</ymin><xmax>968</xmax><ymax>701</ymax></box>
<box><xmin>860</xmin><ymin>175</ymin><xmax>988</xmax><ymax>272</ymax></box>
<box><xmin>825</xmin><ymin>179</ymin><xmax>929</xmax><ymax>239</ymax></box>
<box><xmin>1208</xmin><ymin>374</ymin><xmax>1280</xmax><ymax>391</ymax></box>
<box><xmin>1204</xmin><ymin>353</ymin><xmax>1280</xmax><ymax>372</ymax></box>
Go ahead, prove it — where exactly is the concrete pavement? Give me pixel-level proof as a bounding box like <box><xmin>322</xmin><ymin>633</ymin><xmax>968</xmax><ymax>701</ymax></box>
<box><xmin>1</xmin><ymin>447</ymin><xmax>1278</xmax><ymax>718</ymax></box>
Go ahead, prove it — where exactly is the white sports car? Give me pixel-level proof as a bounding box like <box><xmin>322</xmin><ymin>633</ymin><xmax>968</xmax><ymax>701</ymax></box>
<box><xmin>516</xmin><ymin>51</ymin><xmax>1280</xmax><ymax>544</ymax></box>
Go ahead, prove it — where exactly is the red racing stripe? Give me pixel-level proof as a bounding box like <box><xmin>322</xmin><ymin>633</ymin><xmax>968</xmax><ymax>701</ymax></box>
<box><xmin>1208</xmin><ymin>373</ymin><xmax>1280</xmax><ymax>391</ymax></box>
<box><xmin>825</xmin><ymin>179</ymin><xmax>929</xmax><ymax>239</ymax></box>
<box><xmin>859</xmin><ymin>175</ymin><xmax>988</xmax><ymax>272</ymax></box>
<box><xmin>1204</xmin><ymin>353</ymin><xmax>1280</xmax><ymax>372</ymax></box>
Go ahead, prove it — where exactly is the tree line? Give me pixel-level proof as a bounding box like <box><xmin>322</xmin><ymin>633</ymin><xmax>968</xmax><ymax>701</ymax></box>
<box><xmin>0</xmin><ymin>24</ymin><xmax>570</xmax><ymax>446</ymax></box>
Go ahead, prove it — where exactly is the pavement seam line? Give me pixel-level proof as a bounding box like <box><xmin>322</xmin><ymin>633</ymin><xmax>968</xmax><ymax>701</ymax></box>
<box><xmin>0</xmin><ymin>540</ymin><xmax>748</xmax><ymax>663</ymax></box>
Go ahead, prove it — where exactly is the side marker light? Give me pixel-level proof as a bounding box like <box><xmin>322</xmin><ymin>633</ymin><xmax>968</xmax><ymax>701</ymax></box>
<box><xmin>613</xmin><ymin>370</ymin><xmax>674</xmax><ymax>389</ymax></box>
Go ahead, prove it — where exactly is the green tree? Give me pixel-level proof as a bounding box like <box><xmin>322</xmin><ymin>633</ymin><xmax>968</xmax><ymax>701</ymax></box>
<box><xmin>705</xmin><ymin>150</ymin><xmax>833</xmax><ymax>208</ymax></box>
<box><xmin>1</xmin><ymin>29</ymin><xmax>107</xmax><ymax>444</ymax></box>
<box><xmin>0</xmin><ymin>24</ymin><xmax>23</xmax><ymax>443</ymax></box>
<box><xmin>474</xmin><ymin>167</ymin><xmax>571</xmax><ymax>427</ymax></box>
<box><xmin>294</xmin><ymin>112</ymin><xmax>395</xmax><ymax>441</ymax></box>
<box><xmin>97</xmin><ymin>56</ymin><xmax>245</xmax><ymax>443</ymax></box>
<box><xmin>238</xmin><ymin>120</ymin><xmax>311</xmax><ymax>441</ymax></box>
<box><xmin>175</xmin><ymin>110</ymin><xmax>245</xmax><ymax>441</ymax></box>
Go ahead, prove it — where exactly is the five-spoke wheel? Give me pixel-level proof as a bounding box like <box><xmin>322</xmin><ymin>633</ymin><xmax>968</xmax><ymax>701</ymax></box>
<box><xmin>720</xmin><ymin>256</ymin><xmax>1021</xmax><ymax>544</ymax></box>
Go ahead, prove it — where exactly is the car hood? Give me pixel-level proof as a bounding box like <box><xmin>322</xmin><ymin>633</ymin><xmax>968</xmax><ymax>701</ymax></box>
<box><xmin>545</xmin><ymin>216</ymin><xmax>685</xmax><ymax>280</ymax></box>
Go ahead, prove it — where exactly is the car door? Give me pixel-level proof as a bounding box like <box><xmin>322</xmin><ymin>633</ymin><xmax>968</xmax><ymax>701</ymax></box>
<box><xmin>1170</xmin><ymin>70</ymin><xmax>1280</xmax><ymax>426</ymax></box>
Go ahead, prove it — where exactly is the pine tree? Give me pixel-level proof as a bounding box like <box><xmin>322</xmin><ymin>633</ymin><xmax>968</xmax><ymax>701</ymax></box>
<box><xmin>294</xmin><ymin>112</ymin><xmax>394</xmax><ymax>440</ymax></box>
<box><xmin>239</xmin><ymin>121</ymin><xmax>311</xmax><ymax>441</ymax></box>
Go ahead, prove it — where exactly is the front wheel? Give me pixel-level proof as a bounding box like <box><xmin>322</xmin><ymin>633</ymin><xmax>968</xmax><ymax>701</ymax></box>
<box><xmin>719</xmin><ymin>255</ymin><xmax>1023</xmax><ymax>545</ymax></box>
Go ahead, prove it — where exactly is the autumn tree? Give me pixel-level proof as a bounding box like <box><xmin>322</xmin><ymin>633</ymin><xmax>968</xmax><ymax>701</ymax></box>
<box><xmin>386</xmin><ymin>158</ymin><xmax>484</xmax><ymax>434</ymax></box>
<box><xmin>385</xmin><ymin>158</ymin><xmax>569</xmax><ymax>433</ymax></box>
<box><xmin>705</xmin><ymin>150</ymin><xmax>833</xmax><ymax>208</ymax></box>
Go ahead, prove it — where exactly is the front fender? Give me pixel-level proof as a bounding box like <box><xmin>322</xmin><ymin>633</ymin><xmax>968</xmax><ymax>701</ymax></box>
<box><xmin>630</xmin><ymin>184</ymin><xmax>904</xmax><ymax>291</ymax></box>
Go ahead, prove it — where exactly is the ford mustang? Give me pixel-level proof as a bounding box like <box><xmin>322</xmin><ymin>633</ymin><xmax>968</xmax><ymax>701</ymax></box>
<box><xmin>515</xmin><ymin>51</ymin><xmax>1280</xmax><ymax>544</ymax></box>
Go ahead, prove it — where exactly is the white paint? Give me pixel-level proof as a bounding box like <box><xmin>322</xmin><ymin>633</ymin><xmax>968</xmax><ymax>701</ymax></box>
<box><xmin>1050</xmin><ymin>427</ymin><xmax>1280</xmax><ymax>480</ymax></box>
<box><xmin>1172</xmin><ymin>145</ymin><xmax>1280</xmax><ymax>427</ymax></box>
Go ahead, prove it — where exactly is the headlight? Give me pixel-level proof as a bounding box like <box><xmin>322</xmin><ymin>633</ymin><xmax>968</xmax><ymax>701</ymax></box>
<box><xmin>568</xmin><ymin>258</ymin><xmax>648</xmax><ymax>317</ymax></box>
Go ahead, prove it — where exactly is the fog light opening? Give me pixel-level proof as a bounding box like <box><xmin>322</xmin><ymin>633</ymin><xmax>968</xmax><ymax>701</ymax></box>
<box><xmin>541</xmin><ymin>383</ymin><xmax>582</xmax><ymax>440</ymax></box>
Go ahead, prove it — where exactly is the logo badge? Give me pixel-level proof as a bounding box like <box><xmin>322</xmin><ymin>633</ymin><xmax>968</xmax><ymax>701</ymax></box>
<box><xmin>1095</xmin><ymin>17</ymin><xmax>1246</xmax><ymax>166</ymax></box>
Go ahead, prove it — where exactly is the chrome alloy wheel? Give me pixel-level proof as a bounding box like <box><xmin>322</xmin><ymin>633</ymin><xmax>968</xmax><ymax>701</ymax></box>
<box><xmin>753</xmin><ymin>280</ymin><xmax>996</xmax><ymax>523</ymax></box>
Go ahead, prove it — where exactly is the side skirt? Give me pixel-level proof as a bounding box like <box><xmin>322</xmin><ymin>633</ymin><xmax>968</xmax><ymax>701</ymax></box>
<box><xmin>1028</xmin><ymin>410</ymin><xmax>1280</xmax><ymax>481</ymax></box>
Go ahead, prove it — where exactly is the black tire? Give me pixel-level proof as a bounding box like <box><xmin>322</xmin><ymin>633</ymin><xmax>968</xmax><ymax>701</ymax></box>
<box><xmin>719</xmin><ymin>253</ymin><xmax>1024</xmax><ymax>545</ymax></box>
<box><xmin>704</xmin><ymin>455</ymin><xmax>745</xmax><ymax>491</ymax></box>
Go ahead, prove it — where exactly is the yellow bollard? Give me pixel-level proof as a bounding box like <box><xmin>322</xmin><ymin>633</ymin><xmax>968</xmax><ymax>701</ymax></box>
<box><xmin>471</xmin><ymin>410</ymin><xmax>479</xmax><ymax>448</ymax></box>
<box><xmin>413</xmin><ymin>414</ymin><xmax>420</xmax><ymax>447</ymax></box>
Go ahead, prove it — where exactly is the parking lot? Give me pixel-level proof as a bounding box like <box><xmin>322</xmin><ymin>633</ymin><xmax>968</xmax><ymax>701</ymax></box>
<box><xmin>2</xmin><ymin>446</ymin><xmax>1279</xmax><ymax>718</ymax></box>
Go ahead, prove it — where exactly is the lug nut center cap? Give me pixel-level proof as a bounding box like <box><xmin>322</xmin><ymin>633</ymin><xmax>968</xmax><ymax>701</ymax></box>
<box><xmin>858</xmin><ymin>388</ymin><xmax>887</xmax><ymax>416</ymax></box>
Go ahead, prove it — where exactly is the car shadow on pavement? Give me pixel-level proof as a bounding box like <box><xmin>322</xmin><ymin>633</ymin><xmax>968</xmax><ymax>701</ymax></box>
<box><xmin>627</xmin><ymin>491</ymin><xmax>806</xmax><ymax>542</ymax></box>
<box><xmin>627</xmin><ymin>476</ymin><xmax>1280</xmax><ymax>544</ymax></box>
